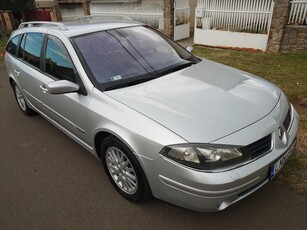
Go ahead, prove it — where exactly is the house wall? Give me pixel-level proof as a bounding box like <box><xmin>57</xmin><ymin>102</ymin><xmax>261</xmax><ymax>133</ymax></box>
<box><xmin>31</xmin><ymin>0</ymin><xmax>307</xmax><ymax>53</ymax></box>
<box><xmin>280</xmin><ymin>25</ymin><xmax>307</xmax><ymax>53</ymax></box>
<box><xmin>90</xmin><ymin>0</ymin><xmax>163</xmax><ymax>28</ymax></box>
<box><xmin>35</xmin><ymin>0</ymin><xmax>54</xmax><ymax>8</ymax></box>
<box><xmin>59</xmin><ymin>3</ymin><xmax>83</xmax><ymax>21</ymax></box>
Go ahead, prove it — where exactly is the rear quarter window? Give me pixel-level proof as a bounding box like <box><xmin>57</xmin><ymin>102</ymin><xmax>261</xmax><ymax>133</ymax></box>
<box><xmin>6</xmin><ymin>35</ymin><xmax>21</xmax><ymax>56</ymax></box>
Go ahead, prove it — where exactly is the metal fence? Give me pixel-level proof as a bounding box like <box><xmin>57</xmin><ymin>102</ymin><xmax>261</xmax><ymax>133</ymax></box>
<box><xmin>197</xmin><ymin>0</ymin><xmax>274</xmax><ymax>33</ymax></box>
<box><xmin>288</xmin><ymin>0</ymin><xmax>307</xmax><ymax>24</ymax></box>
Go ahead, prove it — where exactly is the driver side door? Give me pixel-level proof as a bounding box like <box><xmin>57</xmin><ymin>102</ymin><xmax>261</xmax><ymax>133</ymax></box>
<box><xmin>38</xmin><ymin>34</ymin><xmax>90</xmax><ymax>142</ymax></box>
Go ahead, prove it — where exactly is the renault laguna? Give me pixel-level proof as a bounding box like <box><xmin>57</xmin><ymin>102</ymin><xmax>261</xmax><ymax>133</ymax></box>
<box><xmin>4</xmin><ymin>19</ymin><xmax>298</xmax><ymax>212</ymax></box>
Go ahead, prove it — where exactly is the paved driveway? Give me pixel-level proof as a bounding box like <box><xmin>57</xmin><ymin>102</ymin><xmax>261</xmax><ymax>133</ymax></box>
<box><xmin>0</xmin><ymin>64</ymin><xmax>306</xmax><ymax>230</ymax></box>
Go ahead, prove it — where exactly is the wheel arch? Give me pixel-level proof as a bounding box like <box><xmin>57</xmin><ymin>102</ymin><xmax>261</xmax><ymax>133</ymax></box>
<box><xmin>9</xmin><ymin>77</ymin><xmax>16</xmax><ymax>88</ymax></box>
<box><xmin>94</xmin><ymin>131</ymin><xmax>111</xmax><ymax>159</ymax></box>
<box><xmin>93</xmin><ymin>129</ymin><xmax>152</xmax><ymax>179</ymax></box>
<box><xmin>94</xmin><ymin>129</ymin><xmax>136</xmax><ymax>160</ymax></box>
<box><xmin>95</xmin><ymin>132</ymin><xmax>152</xmax><ymax>202</ymax></box>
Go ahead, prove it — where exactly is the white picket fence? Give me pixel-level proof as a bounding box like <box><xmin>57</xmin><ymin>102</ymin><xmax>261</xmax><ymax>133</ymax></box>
<box><xmin>196</xmin><ymin>0</ymin><xmax>274</xmax><ymax>33</ymax></box>
<box><xmin>195</xmin><ymin>0</ymin><xmax>275</xmax><ymax>51</ymax></box>
<box><xmin>288</xmin><ymin>0</ymin><xmax>307</xmax><ymax>24</ymax></box>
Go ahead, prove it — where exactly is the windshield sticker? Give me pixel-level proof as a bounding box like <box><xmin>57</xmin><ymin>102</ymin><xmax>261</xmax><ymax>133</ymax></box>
<box><xmin>112</xmin><ymin>75</ymin><xmax>122</xmax><ymax>81</ymax></box>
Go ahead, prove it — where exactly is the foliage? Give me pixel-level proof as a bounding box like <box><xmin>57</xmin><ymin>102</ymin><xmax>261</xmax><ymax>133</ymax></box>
<box><xmin>0</xmin><ymin>0</ymin><xmax>34</xmax><ymax>11</ymax></box>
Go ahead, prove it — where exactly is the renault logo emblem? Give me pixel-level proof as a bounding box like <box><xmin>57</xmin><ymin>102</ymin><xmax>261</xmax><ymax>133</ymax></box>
<box><xmin>278</xmin><ymin>127</ymin><xmax>288</xmax><ymax>146</ymax></box>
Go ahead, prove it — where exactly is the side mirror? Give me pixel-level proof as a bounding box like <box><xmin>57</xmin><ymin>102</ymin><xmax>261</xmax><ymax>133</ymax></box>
<box><xmin>186</xmin><ymin>46</ymin><xmax>193</xmax><ymax>53</ymax></box>
<box><xmin>47</xmin><ymin>80</ymin><xmax>80</xmax><ymax>94</ymax></box>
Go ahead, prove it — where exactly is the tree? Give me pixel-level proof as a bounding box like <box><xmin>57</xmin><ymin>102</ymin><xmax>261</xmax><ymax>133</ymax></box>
<box><xmin>0</xmin><ymin>0</ymin><xmax>34</xmax><ymax>11</ymax></box>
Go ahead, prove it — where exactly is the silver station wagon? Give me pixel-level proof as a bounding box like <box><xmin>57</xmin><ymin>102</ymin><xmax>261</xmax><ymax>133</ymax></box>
<box><xmin>4</xmin><ymin>19</ymin><xmax>299</xmax><ymax>212</ymax></box>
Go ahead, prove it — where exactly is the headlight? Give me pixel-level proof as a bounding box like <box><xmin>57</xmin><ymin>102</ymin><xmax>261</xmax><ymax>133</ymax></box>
<box><xmin>161</xmin><ymin>144</ymin><xmax>251</xmax><ymax>171</ymax></box>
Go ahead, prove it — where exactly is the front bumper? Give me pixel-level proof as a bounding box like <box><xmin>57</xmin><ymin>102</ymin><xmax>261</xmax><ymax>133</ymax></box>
<box><xmin>139</xmin><ymin>106</ymin><xmax>299</xmax><ymax>212</ymax></box>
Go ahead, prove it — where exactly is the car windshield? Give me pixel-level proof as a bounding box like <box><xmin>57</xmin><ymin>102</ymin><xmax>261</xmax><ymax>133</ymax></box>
<box><xmin>72</xmin><ymin>25</ymin><xmax>200</xmax><ymax>91</ymax></box>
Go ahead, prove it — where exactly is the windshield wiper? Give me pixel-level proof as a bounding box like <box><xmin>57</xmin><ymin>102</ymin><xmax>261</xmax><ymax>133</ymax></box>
<box><xmin>104</xmin><ymin>62</ymin><xmax>194</xmax><ymax>91</ymax></box>
<box><xmin>156</xmin><ymin>62</ymin><xmax>193</xmax><ymax>77</ymax></box>
<box><xmin>104</xmin><ymin>76</ymin><xmax>157</xmax><ymax>91</ymax></box>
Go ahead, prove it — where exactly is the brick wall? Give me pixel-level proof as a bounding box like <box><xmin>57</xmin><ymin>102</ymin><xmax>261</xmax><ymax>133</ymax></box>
<box><xmin>280</xmin><ymin>25</ymin><xmax>307</xmax><ymax>53</ymax></box>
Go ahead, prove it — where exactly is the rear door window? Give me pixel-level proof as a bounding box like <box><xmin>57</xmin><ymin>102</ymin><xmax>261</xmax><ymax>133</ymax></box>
<box><xmin>6</xmin><ymin>35</ymin><xmax>21</xmax><ymax>56</ymax></box>
<box><xmin>20</xmin><ymin>33</ymin><xmax>44</xmax><ymax>69</ymax></box>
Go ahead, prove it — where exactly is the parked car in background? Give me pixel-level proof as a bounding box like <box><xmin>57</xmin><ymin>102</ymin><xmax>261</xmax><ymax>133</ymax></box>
<box><xmin>4</xmin><ymin>19</ymin><xmax>299</xmax><ymax>212</ymax></box>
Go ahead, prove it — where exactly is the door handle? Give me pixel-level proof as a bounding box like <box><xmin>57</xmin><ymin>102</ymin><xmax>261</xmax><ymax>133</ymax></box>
<box><xmin>14</xmin><ymin>69</ymin><xmax>20</xmax><ymax>76</ymax></box>
<box><xmin>40</xmin><ymin>85</ymin><xmax>48</xmax><ymax>93</ymax></box>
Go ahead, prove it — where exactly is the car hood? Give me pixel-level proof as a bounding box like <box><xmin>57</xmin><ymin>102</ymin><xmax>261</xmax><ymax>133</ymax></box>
<box><xmin>104</xmin><ymin>59</ymin><xmax>280</xmax><ymax>143</ymax></box>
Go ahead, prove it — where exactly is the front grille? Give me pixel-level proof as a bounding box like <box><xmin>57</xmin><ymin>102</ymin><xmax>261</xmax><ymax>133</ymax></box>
<box><xmin>283</xmin><ymin>109</ymin><xmax>291</xmax><ymax>130</ymax></box>
<box><xmin>246</xmin><ymin>134</ymin><xmax>272</xmax><ymax>159</ymax></box>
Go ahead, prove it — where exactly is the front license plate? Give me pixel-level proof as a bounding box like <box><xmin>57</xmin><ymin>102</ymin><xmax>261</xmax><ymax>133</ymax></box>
<box><xmin>269</xmin><ymin>141</ymin><xmax>296</xmax><ymax>180</ymax></box>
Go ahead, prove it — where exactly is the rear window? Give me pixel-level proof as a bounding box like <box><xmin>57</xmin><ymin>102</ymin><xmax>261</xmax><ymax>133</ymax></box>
<box><xmin>6</xmin><ymin>35</ymin><xmax>21</xmax><ymax>56</ymax></box>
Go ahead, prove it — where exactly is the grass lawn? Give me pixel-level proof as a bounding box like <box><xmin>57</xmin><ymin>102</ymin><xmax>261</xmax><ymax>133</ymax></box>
<box><xmin>193</xmin><ymin>46</ymin><xmax>307</xmax><ymax>195</ymax></box>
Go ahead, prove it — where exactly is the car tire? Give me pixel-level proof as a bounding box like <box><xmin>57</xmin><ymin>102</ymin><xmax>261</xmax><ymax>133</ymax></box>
<box><xmin>12</xmin><ymin>82</ymin><xmax>35</xmax><ymax>116</ymax></box>
<box><xmin>101</xmin><ymin>136</ymin><xmax>152</xmax><ymax>202</ymax></box>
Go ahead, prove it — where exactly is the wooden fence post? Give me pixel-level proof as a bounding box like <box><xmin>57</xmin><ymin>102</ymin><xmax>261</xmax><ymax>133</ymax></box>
<box><xmin>0</xmin><ymin>11</ymin><xmax>7</xmax><ymax>40</ymax></box>
<box><xmin>3</xmin><ymin>12</ymin><xmax>16</xmax><ymax>31</ymax></box>
<box><xmin>0</xmin><ymin>19</ymin><xmax>7</xmax><ymax>40</ymax></box>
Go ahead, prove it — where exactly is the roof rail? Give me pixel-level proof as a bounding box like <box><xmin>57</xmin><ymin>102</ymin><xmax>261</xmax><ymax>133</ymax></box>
<box><xmin>18</xmin><ymin>21</ymin><xmax>68</xmax><ymax>31</ymax></box>
<box><xmin>76</xmin><ymin>15</ymin><xmax>133</xmax><ymax>22</ymax></box>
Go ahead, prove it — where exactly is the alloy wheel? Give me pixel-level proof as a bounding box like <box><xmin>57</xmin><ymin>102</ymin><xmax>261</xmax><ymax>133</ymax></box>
<box><xmin>15</xmin><ymin>85</ymin><xmax>27</xmax><ymax>112</ymax></box>
<box><xmin>105</xmin><ymin>146</ymin><xmax>138</xmax><ymax>194</ymax></box>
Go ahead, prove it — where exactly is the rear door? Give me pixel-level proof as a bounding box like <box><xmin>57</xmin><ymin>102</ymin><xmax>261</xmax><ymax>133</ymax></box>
<box><xmin>13</xmin><ymin>32</ymin><xmax>46</xmax><ymax>112</ymax></box>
